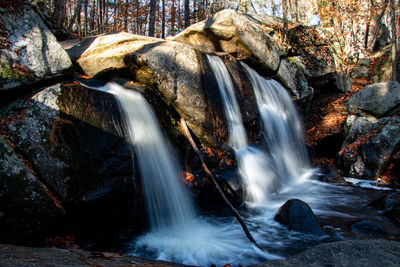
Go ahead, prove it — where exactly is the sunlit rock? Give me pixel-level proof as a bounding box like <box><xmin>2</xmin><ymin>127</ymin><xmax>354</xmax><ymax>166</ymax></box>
<box><xmin>0</xmin><ymin>5</ymin><xmax>72</xmax><ymax>103</ymax></box>
<box><xmin>347</xmin><ymin>81</ymin><xmax>400</xmax><ymax>117</ymax></box>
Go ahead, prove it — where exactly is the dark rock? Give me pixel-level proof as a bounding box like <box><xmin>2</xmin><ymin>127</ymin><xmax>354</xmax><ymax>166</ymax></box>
<box><xmin>347</xmin><ymin>81</ymin><xmax>400</xmax><ymax>117</ymax></box>
<box><xmin>0</xmin><ymin>244</ymin><xmax>185</xmax><ymax>267</ymax></box>
<box><xmin>0</xmin><ymin>4</ymin><xmax>72</xmax><ymax>105</ymax></box>
<box><xmin>0</xmin><ymin>135</ymin><xmax>64</xmax><ymax>244</ymax></box>
<box><xmin>274</xmin><ymin>199</ymin><xmax>327</xmax><ymax>236</ymax></box>
<box><xmin>251</xmin><ymin>239</ymin><xmax>400</xmax><ymax>267</ymax></box>
<box><xmin>339</xmin><ymin>116</ymin><xmax>400</xmax><ymax>179</ymax></box>
<box><xmin>287</xmin><ymin>25</ymin><xmax>327</xmax><ymax>48</ymax></box>
<box><xmin>350</xmin><ymin>220</ymin><xmax>388</xmax><ymax>236</ymax></box>
<box><xmin>0</xmin><ymin>83</ymin><xmax>140</xmax><ymax>244</ymax></box>
<box><xmin>371</xmin><ymin>192</ymin><xmax>400</xmax><ymax>224</ymax></box>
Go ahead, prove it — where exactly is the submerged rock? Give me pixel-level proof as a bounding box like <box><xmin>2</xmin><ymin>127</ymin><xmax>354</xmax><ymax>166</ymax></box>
<box><xmin>274</xmin><ymin>199</ymin><xmax>327</xmax><ymax>236</ymax></box>
<box><xmin>0</xmin><ymin>4</ymin><xmax>72</xmax><ymax>104</ymax></box>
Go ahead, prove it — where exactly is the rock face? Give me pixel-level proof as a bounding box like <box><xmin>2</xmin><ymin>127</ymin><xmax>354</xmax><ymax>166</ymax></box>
<box><xmin>172</xmin><ymin>9</ymin><xmax>282</xmax><ymax>74</ymax></box>
<box><xmin>339</xmin><ymin>116</ymin><xmax>400</xmax><ymax>179</ymax></box>
<box><xmin>372</xmin><ymin>44</ymin><xmax>400</xmax><ymax>84</ymax></box>
<box><xmin>74</xmin><ymin>33</ymin><xmax>161</xmax><ymax>77</ymax></box>
<box><xmin>0</xmin><ymin>135</ymin><xmax>64</xmax><ymax>244</ymax></box>
<box><xmin>274</xmin><ymin>199</ymin><xmax>327</xmax><ymax>236</ymax></box>
<box><xmin>0</xmin><ymin>5</ymin><xmax>72</xmax><ymax>104</ymax></box>
<box><xmin>347</xmin><ymin>81</ymin><xmax>400</xmax><ymax>117</ymax></box>
<box><xmin>0</xmin><ymin>83</ymin><xmax>139</xmax><ymax>244</ymax></box>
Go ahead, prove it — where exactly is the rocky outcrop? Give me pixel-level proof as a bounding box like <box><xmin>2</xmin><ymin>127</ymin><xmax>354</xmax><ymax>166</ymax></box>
<box><xmin>347</xmin><ymin>81</ymin><xmax>400</xmax><ymax>117</ymax></box>
<box><xmin>287</xmin><ymin>26</ymin><xmax>336</xmax><ymax>80</ymax></box>
<box><xmin>0</xmin><ymin>83</ymin><xmax>139</xmax><ymax>244</ymax></box>
<box><xmin>339</xmin><ymin>116</ymin><xmax>400</xmax><ymax>180</ymax></box>
<box><xmin>274</xmin><ymin>199</ymin><xmax>327</xmax><ymax>236</ymax></box>
<box><xmin>372</xmin><ymin>44</ymin><xmax>400</xmax><ymax>84</ymax></box>
<box><xmin>171</xmin><ymin>9</ymin><xmax>283</xmax><ymax>74</ymax></box>
<box><xmin>0</xmin><ymin>4</ymin><xmax>72</xmax><ymax>105</ymax></box>
<box><xmin>0</xmin><ymin>135</ymin><xmax>64</xmax><ymax>244</ymax></box>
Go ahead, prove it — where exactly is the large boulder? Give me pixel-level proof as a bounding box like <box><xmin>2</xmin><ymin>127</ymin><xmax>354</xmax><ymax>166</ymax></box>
<box><xmin>0</xmin><ymin>83</ymin><xmax>139</xmax><ymax>242</ymax></box>
<box><xmin>287</xmin><ymin>25</ymin><xmax>336</xmax><ymax>80</ymax></box>
<box><xmin>347</xmin><ymin>81</ymin><xmax>400</xmax><ymax>117</ymax></box>
<box><xmin>74</xmin><ymin>33</ymin><xmax>161</xmax><ymax>76</ymax></box>
<box><xmin>0</xmin><ymin>135</ymin><xmax>64</xmax><ymax>244</ymax></box>
<box><xmin>275</xmin><ymin>58</ymin><xmax>313</xmax><ymax>101</ymax></box>
<box><xmin>372</xmin><ymin>44</ymin><xmax>400</xmax><ymax>84</ymax></box>
<box><xmin>72</xmin><ymin>33</ymin><xmax>231</xmax><ymax>148</ymax></box>
<box><xmin>171</xmin><ymin>9</ymin><xmax>283</xmax><ymax>74</ymax></box>
<box><xmin>0</xmin><ymin>4</ymin><xmax>72</xmax><ymax>105</ymax></box>
<box><xmin>338</xmin><ymin>116</ymin><xmax>400</xmax><ymax>179</ymax></box>
<box><xmin>274</xmin><ymin>199</ymin><xmax>327</xmax><ymax>236</ymax></box>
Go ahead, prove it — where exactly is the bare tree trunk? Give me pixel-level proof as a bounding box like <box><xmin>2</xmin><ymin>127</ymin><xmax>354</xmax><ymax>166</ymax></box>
<box><xmin>53</xmin><ymin>0</ymin><xmax>67</xmax><ymax>31</ymax></box>
<box><xmin>171</xmin><ymin>0</ymin><xmax>176</xmax><ymax>35</ymax></box>
<box><xmin>148</xmin><ymin>0</ymin><xmax>157</xmax><ymax>36</ymax></box>
<box><xmin>84</xmin><ymin>0</ymin><xmax>88</xmax><ymax>37</ymax></box>
<box><xmin>184</xmin><ymin>0</ymin><xmax>190</xmax><ymax>28</ymax></box>
<box><xmin>390</xmin><ymin>0</ymin><xmax>397</xmax><ymax>81</ymax></box>
<box><xmin>162</xmin><ymin>0</ymin><xmax>166</xmax><ymax>38</ymax></box>
<box><xmin>282</xmin><ymin>0</ymin><xmax>288</xmax><ymax>44</ymax></box>
<box><xmin>67</xmin><ymin>0</ymin><xmax>83</xmax><ymax>32</ymax></box>
<box><xmin>367</xmin><ymin>0</ymin><xmax>389</xmax><ymax>51</ymax></box>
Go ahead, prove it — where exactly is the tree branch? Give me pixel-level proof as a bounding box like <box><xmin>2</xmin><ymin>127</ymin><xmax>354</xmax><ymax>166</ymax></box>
<box><xmin>179</xmin><ymin>118</ymin><xmax>260</xmax><ymax>248</ymax></box>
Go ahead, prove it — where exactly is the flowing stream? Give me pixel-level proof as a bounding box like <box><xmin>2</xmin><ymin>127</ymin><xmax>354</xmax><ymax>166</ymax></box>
<box><xmin>241</xmin><ymin>63</ymin><xmax>315</xmax><ymax>197</ymax></box>
<box><xmin>83</xmin><ymin>70</ymin><xmax>393</xmax><ymax>265</ymax></box>
<box><xmin>98</xmin><ymin>83</ymin><xmax>269</xmax><ymax>266</ymax></box>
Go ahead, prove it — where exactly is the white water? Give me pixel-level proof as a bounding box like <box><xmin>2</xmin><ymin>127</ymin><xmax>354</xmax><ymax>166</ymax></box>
<box><xmin>101</xmin><ymin>82</ymin><xmax>196</xmax><ymax>229</ymax></box>
<box><xmin>242</xmin><ymin>63</ymin><xmax>315</xmax><ymax>191</ymax></box>
<box><xmin>207</xmin><ymin>55</ymin><xmax>277</xmax><ymax>205</ymax></box>
<box><xmin>100</xmin><ymin>83</ymin><xmax>272</xmax><ymax>266</ymax></box>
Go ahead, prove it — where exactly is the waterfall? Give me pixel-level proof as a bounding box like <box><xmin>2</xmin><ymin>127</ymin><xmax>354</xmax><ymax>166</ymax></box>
<box><xmin>98</xmin><ymin>82</ymin><xmax>270</xmax><ymax>265</ymax></box>
<box><xmin>207</xmin><ymin>55</ymin><xmax>276</xmax><ymax>205</ymax></box>
<box><xmin>100</xmin><ymin>83</ymin><xmax>196</xmax><ymax>229</ymax></box>
<box><xmin>241</xmin><ymin>63</ymin><xmax>314</xmax><ymax>186</ymax></box>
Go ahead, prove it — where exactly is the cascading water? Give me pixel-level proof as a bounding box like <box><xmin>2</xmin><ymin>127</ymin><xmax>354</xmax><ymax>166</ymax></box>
<box><xmin>98</xmin><ymin>82</ymin><xmax>270</xmax><ymax>266</ymax></box>
<box><xmin>101</xmin><ymin>83</ymin><xmax>196</xmax><ymax>230</ymax></box>
<box><xmin>207</xmin><ymin>55</ymin><xmax>276</xmax><ymax>206</ymax></box>
<box><xmin>241</xmin><ymin>63</ymin><xmax>315</xmax><ymax>189</ymax></box>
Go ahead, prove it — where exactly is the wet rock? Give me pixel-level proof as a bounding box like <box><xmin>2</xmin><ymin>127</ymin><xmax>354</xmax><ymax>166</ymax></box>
<box><xmin>338</xmin><ymin>117</ymin><xmax>400</xmax><ymax>179</ymax></box>
<box><xmin>0</xmin><ymin>4</ymin><xmax>72</xmax><ymax>104</ymax></box>
<box><xmin>347</xmin><ymin>81</ymin><xmax>400</xmax><ymax>117</ymax></box>
<box><xmin>371</xmin><ymin>192</ymin><xmax>400</xmax><ymax>224</ymax></box>
<box><xmin>1</xmin><ymin>83</ymin><xmax>139</xmax><ymax>242</ymax></box>
<box><xmin>0</xmin><ymin>244</ymin><xmax>184</xmax><ymax>267</ymax></box>
<box><xmin>350</xmin><ymin>220</ymin><xmax>388</xmax><ymax>236</ymax></box>
<box><xmin>274</xmin><ymin>199</ymin><xmax>327</xmax><ymax>236</ymax></box>
<box><xmin>172</xmin><ymin>9</ymin><xmax>282</xmax><ymax>73</ymax></box>
<box><xmin>0</xmin><ymin>135</ymin><xmax>64</xmax><ymax>244</ymax></box>
<box><xmin>251</xmin><ymin>239</ymin><xmax>400</xmax><ymax>267</ymax></box>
